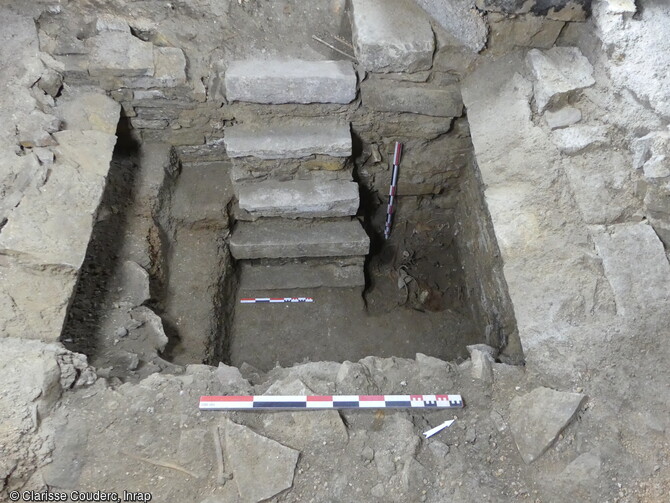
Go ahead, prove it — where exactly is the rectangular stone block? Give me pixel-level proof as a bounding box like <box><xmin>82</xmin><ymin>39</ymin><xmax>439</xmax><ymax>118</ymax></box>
<box><xmin>225</xmin><ymin>59</ymin><xmax>357</xmax><ymax>104</ymax></box>
<box><xmin>240</xmin><ymin>257</ymin><xmax>366</xmax><ymax>289</ymax></box>
<box><xmin>124</xmin><ymin>47</ymin><xmax>187</xmax><ymax>89</ymax></box>
<box><xmin>351</xmin><ymin>0</ymin><xmax>435</xmax><ymax>73</ymax></box>
<box><xmin>237</xmin><ymin>179</ymin><xmax>360</xmax><ymax>219</ymax></box>
<box><xmin>230</xmin><ymin>219</ymin><xmax>370</xmax><ymax>259</ymax></box>
<box><xmin>224</xmin><ymin>120</ymin><xmax>352</xmax><ymax>159</ymax></box>
<box><xmin>131</xmin><ymin>118</ymin><xmax>169</xmax><ymax>129</ymax></box>
<box><xmin>88</xmin><ymin>31</ymin><xmax>154</xmax><ymax>78</ymax></box>
<box><xmin>361</xmin><ymin>78</ymin><xmax>463</xmax><ymax>117</ymax></box>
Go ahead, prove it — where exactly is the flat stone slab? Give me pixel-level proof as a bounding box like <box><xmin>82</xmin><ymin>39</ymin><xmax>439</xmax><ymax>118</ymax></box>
<box><xmin>527</xmin><ymin>47</ymin><xmax>595</xmax><ymax>112</ymax></box>
<box><xmin>351</xmin><ymin>0</ymin><xmax>435</xmax><ymax>73</ymax></box>
<box><xmin>592</xmin><ymin>222</ymin><xmax>670</xmax><ymax>318</ymax></box>
<box><xmin>0</xmin><ymin>155</ymin><xmax>110</xmax><ymax>268</ymax></box>
<box><xmin>225</xmin><ymin>59</ymin><xmax>357</xmax><ymax>104</ymax></box>
<box><xmin>237</xmin><ymin>179</ymin><xmax>360</xmax><ymax>218</ymax></box>
<box><xmin>361</xmin><ymin>78</ymin><xmax>462</xmax><ymax>117</ymax></box>
<box><xmin>230</xmin><ymin>219</ymin><xmax>370</xmax><ymax>259</ymax></box>
<box><xmin>508</xmin><ymin>387</ymin><xmax>587</xmax><ymax>464</ymax></box>
<box><xmin>240</xmin><ymin>257</ymin><xmax>365</xmax><ymax>289</ymax></box>
<box><xmin>88</xmin><ymin>31</ymin><xmax>154</xmax><ymax>78</ymax></box>
<box><xmin>225</xmin><ymin>419</ymin><xmax>299</xmax><ymax>503</ymax></box>
<box><xmin>224</xmin><ymin>120</ymin><xmax>352</xmax><ymax>160</ymax></box>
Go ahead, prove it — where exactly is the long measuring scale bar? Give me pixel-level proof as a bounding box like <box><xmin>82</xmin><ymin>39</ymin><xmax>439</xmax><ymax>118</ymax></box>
<box><xmin>384</xmin><ymin>142</ymin><xmax>403</xmax><ymax>240</ymax></box>
<box><xmin>200</xmin><ymin>394</ymin><xmax>464</xmax><ymax>411</ymax></box>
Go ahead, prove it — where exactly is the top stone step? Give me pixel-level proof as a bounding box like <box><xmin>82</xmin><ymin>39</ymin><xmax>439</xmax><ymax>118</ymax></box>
<box><xmin>225</xmin><ymin>59</ymin><xmax>357</xmax><ymax>104</ymax></box>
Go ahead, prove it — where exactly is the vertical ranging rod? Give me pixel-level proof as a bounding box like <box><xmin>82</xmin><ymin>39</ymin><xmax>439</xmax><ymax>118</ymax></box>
<box><xmin>384</xmin><ymin>142</ymin><xmax>403</xmax><ymax>240</ymax></box>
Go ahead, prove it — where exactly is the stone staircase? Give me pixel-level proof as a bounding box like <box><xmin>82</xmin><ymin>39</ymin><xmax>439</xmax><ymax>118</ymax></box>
<box><xmin>224</xmin><ymin>59</ymin><xmax>369</xmax><ymax>291</ymax></box>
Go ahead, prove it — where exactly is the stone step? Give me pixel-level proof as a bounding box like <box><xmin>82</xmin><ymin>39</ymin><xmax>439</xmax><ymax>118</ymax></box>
<box><xmin>239</xmin><ymin>257</ymin><xmax>365</xmax><ymax>290</ymax></box>
<box><xmin>224</xmin><ymin>119</ymin><xmax>352</xmax><ymax>160</ymax></box>
<box><xmin>230</xmin><ymin>219</ymin><xmax>370</xmax><ymax>260</ymax></box>
<box><xmin>351</xmin><ymin>0</ymin><xmax>434</xmax><ymax>73</ymax></box>
<box><xmin>237</xmin><ymin>179</ymin><xmax>360</xmax><ymax>219</ymax></box>
<box><xmin>225</xmin><ymin>59</ymin><xmax>357</xmax><ymax>104</ymax></box>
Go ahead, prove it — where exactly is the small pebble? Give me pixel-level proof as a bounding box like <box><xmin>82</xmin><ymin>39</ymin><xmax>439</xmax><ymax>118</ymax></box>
<box><xmin>361</xmin><ymin>446</ymin><xmax>375</xmax><ymax>462</ymax></box>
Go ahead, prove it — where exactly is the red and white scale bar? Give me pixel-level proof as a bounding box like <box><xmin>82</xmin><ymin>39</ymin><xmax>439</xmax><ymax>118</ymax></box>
<box><xmin>240</xmin><ymin>297</ymin><xmax>314</xmax><ymax>304</ymax></box>
<box><xmin>200</xmin><ymin>394</ymin><xmax>464</xmax><ymax>410</ymax></box>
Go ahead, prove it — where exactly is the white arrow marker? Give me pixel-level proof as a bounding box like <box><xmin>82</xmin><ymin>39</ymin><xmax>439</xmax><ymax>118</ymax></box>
<box><xmin>422</xmin><ymin>419</ymin><xmax>455</xmax><ymax>439</ymax></box>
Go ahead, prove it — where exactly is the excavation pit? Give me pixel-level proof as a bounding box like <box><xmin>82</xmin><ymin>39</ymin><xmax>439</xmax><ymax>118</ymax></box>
<box><xmin>61</xmin><ymin>123</ymin><xmax>521</xmax><ymax>376</ymax></box>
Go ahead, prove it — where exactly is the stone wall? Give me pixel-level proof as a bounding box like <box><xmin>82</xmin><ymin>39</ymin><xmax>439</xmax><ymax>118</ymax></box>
<box><xmin>455</xmin><ymin>158</ymin><xmax>522</xmax><ymax>362</ymax></box>
<box><xmin>0</xmin><ymin>8</ymin><xmax>120</xmax><ymax>343</ymax></box>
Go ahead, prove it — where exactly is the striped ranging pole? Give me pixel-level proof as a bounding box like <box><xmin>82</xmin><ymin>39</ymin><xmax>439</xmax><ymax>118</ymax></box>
<box><xmin>199</xmin><ymin>394</ymin><xmax>464</xmax><ymax>410</ymax></box>
<box><xmin>240</xmin><ymin>297</ymin><xmax>314</xmax><ymax>304</ymax></box>
<box><xmin>384</xmin><ymin>142</ymin><xmax>403</xmax><ymax>240</ymax></box>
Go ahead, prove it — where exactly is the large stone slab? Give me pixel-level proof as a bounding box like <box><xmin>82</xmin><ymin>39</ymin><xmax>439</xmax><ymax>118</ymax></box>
<box><xmin>351</xmin><ymin>0</ymin><xmax>435</xmax><ymax>73</ymax></box>
<box><xmin>591</xmin><ymin>222</ymin><xmax>670</xmax><ymax>318</ymax></box>
<box><xmin>0</xmin><ymin>261</ymin><xmax>78</xmax><ymax>342</ymax></box>
<box><xmin>239</xmin><ymin>257</ymin><xmax>365</xmax><ymax>289</ymax></box>
<box><xmin>0</xmin><ymin>158</ymin><xmax>107</xmax><ymax>268</ymax></box>
<box><xmin>526</xmin><ymin>47</ymin><xmax>595</xmax><ymax>112</ymax></box>
<box><xmin>225</xmin><ymin>419</ymin><xmax>299</xmax><ymax>503</ymax></box>
<box><xmin>237</xmin><ymin>179</ymin><xmax>360</xmax><ymax>218</ymax></box>
<box><xmin>230</xmin><ymin>219</ymin><xmax>370</xmax><ymax>259</ymax></box>
<box><xmin>508</xmin><ymin>387</ymin><xmax>587</xmax><ymax>464</ymax></box>
<box><xmin>361</xmin><ymin>78</ymin><xmax>462</xmax><ymax>117</ymax></box>
<box><xmin>225</xmin><ymin>59</ymin><xmax>357</xmax><ymax>104</ymax></box>
<box><xmin>88</xmin><ymin>31</ymin><xmax>154</xmax><ymax>78</ymax></box>
<box><xmin>413</xmin><ymin>0</ymin><xmax>488</xmax><ymax>52</ymax></box>
<box><xmin>224</xmin><ymin>120</ymin><xmax>351</xmax><ymax>159</ymax></box>
<box><xmin>462</xmin><ymin>53</ymin><xmax>616</xmax><ymax>343</ymax></box>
